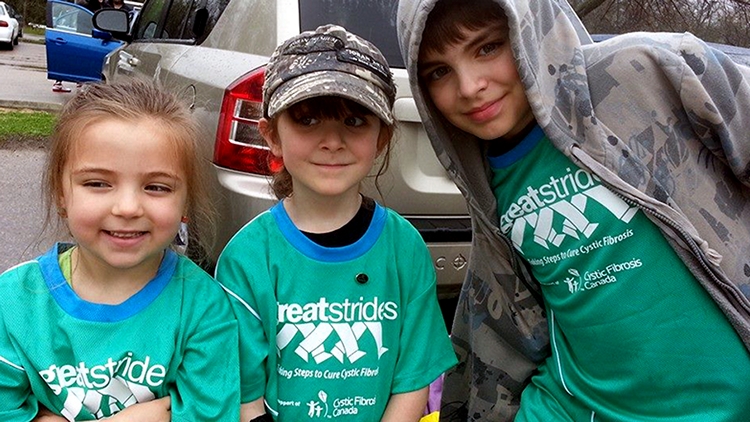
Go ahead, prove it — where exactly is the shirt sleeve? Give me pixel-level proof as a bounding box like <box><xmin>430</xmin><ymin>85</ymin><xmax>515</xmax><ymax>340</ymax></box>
<box><xmin>390</xmin><ymin>230</ymin><xmax>458</xmax><ymax>394</ymax></box>
<box><xmin>170</xmin><ymin>268</ymin><xmax>241</xmax><ymax>421</ymax></box>
<box><xmin>214</xmin><ymin>234</ymin><xmax>271</xmax><ymax>404</ymax></box>
<box><xmin>0</xmin><ymin>307</ymin><xmax>37</xmax><ymax>421</ymax></box>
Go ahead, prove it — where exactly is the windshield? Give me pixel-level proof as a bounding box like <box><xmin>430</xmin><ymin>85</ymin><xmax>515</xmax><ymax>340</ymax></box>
<box><xmin>299</xmin><ymin>0</ymin><xmax>403</xmax><ymax>68</ymax></box>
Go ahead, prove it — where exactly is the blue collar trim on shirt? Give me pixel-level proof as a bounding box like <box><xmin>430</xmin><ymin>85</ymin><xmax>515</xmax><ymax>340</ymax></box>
<box><xmin>39</xmin><ymin>243</ymin><xmax>177</xmax><ymax>322</ymax></box>
<box><xmin>487</xmin><ymin>124</ymin><xmax>546</xmax><ymax>168</ymax></box>
<box><xmin>271</xmin><ymin>201</ymin><xmax>387</xmax><ymax>262</ymax></box>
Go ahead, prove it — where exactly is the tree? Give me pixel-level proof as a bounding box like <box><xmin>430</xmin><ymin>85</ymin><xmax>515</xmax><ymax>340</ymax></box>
<box><xmin>570</xmin><ymin>0</ymin><xmax>750</xmax><ymax>47</ymax></box>
<box><xmin>5</xmin><ymin>0</ymin><xmax>46</xmax><ymax>27</ymax></box>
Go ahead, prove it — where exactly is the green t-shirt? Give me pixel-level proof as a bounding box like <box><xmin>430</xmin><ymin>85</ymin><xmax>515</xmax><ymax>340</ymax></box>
<box><xmin>216</xmin><ymin>201</ymin><xmax>457</xmax><ymax>420</ymax></box>
<box><xmin>0</xmin><ymin>244</ymin><xmax>240</xmax><ymax>421</ymax></box>
<box><xmin>490</xmin><ymin>126</ymin><xmax>750</xmax><ymax>421</ymax></box>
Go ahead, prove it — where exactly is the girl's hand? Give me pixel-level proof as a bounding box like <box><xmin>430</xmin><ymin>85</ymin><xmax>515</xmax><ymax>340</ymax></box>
<box><xmin>32</xmin><ymin>406</ymin><xmax>67</xmax><ymax>422</ymax></box>
<box><xmin>106</xmin><ymin>397</ymin><xmax>171</xmax><ymax>422</ymax></box>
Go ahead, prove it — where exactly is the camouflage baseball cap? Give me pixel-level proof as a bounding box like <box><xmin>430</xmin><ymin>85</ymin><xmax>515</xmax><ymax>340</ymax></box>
<box><xmin>263</xmin><ymin>24</ymin><xmax>396</xmax><ymax>124</ymax></box>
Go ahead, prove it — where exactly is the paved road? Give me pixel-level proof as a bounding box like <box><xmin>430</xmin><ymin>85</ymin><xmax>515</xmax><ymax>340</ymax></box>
<box><xmin>0</xmin><ymin>37</ymin><xmax>69</xmax><ymax>272</ymax></box>
<box><xmin>0</xmin><ymin>149</ymin><xmax>53</xmax><ymax>272</ymax></box>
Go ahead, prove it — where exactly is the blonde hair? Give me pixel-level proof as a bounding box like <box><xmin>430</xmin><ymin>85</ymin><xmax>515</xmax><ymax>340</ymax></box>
<box><xmin>42</xmin><ymin>79</ymin><xmax>216</xmax><ymax>263</ymax></box>
<box><xmin>263</xmin><ymin>96</ymin><xmax>395</xmax><ymax>200</ymax></box>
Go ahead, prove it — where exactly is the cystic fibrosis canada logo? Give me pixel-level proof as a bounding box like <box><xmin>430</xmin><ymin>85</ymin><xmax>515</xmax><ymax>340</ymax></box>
<box><xmin>276</xmin><ymin>297</ymin><xmax>397</xmax><ymax>364</ymax></box>
<box><xmin>562</xmin><ymin>268</ymin><xmax>581</xmax><ymax>293</ymax></box>
<box><xmin>302</xmin><ymin>389</ymin><xmax>378</xmax><ymax>418</ymax></box>
<box><xmin>558</xmin><ymin>259</ymin><xmax>643</xmax><ymax>294</ymax></box>
<box><xmin>500</xmin><ymin>167</ymin><xmax>638</xmax><ymax>251</ymax></box>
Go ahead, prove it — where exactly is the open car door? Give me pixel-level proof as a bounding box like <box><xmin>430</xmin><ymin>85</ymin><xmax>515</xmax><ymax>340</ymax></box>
<box><xmin>45</xmin><ymin>0</ymin><xmax>123</xmax><ymax>82</ymax></box>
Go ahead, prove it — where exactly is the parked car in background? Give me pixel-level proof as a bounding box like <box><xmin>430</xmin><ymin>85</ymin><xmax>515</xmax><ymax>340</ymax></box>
<box><xmin>45</xmin><ymin>0</ymin><xmax>124</xmax><ymax>83</ymax></box>
<box><xmin>4</xmin><ymin>1</ymin><xmax>21</xmax><ymax>38</ymax></box>
<box><xmin>93</xmin><ymin>0</ymin><xmax>471</xmax><ymax>303</ymax></box>
<box><xmin>92</xmin><ymin>2</ymin><xmax>750</xmax><ymax>328</ymax></box>
<box><xmin>0</xmin><ymin>1</ymin><xmax>19</xmax><ymax>49</ymax></box>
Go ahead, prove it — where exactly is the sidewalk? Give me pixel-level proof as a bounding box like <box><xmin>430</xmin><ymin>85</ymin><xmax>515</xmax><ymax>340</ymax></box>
<box><xmin>0</xmin><ymin>66</ymin><xmax>76</xmax><ymax>112</ymax></box>
<box><xmin>0</xmin><ymin>36</ymin><xmax>77</xmax><ymax>113</ymax></box>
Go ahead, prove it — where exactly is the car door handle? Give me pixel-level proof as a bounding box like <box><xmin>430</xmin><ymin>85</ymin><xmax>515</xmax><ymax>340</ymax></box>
<box><xmin>52</xmin><ymin>38</ymin><xmax>68</xmax><ymax>45</ymax></box>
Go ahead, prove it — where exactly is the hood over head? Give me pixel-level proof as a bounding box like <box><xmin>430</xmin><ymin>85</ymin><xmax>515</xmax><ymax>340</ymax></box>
<box><xmin>397</xmin><ymin>0</ymin><xmax>750</xmax><ymax>418</ymax></box>
<box><xmin>397</xmin><ymin>0</ymin><xmax>594</xmax><ymax>218</ymax></box>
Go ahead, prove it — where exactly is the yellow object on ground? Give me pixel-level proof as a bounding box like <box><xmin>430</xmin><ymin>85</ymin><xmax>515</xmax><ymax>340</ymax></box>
<box><xmin>420</xmin><ymin>412</ymin><xmax>439</xmax><ymax>422</ymax></box>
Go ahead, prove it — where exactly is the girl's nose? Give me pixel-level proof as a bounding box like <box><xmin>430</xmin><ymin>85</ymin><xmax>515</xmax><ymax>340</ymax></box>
<box><xmin>112</xmin><ymin>189</ymin><xmax>144</xmax><ymax>218</ymax></box>
<box><xmin>457</xmin><ymin>65</ymin><xmax>488</xmax><ymax>98</ymax></box>
<box><xmin>319</xmin><ymin>124</ymin><xmax>346</xmax><ymax>150</ymax></box>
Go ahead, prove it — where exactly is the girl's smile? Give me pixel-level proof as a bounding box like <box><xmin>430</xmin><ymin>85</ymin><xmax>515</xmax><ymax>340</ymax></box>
<box><xmin>466</xmin><ymin>98</ymin><xmax>503</xmax><ymax>123</ymax></box>
<box><xmin>103</xmin><ymin>230</ymin><xmax>148</xmax><ymax>248</ymax></box>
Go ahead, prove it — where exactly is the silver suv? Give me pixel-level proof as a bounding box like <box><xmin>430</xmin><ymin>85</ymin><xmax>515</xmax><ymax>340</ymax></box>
<box><xmin>95</xmin><ymin>0</ymin><xmax>470</xmax><ymax>298</ymax></box>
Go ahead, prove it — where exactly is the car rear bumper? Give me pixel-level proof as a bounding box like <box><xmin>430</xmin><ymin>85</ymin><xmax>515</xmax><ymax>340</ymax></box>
<box><xmin>0</xmin><ymin>27</ymin><xmax>13</xmax><ymax>42</ymax></box>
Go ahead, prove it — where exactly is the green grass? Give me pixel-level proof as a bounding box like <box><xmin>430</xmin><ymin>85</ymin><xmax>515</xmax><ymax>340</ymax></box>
<box><xmin>0</xmin><ymin>109</ymin><xmax>55</xmax><ymax>137</ymax></box>
<box><xmin>24</xmin><ymin>26</ymin><xmax>45</xmax><ymax>37</ymax></box>
<box><xmin>21</xmin><ymin>26</ymin><xmax>46</xmax><ymax>44</ymax></box>
<box><xmin>0</xmin><ymin>109</ymin><xmax>55</xmax><ymax>149</ymax></box>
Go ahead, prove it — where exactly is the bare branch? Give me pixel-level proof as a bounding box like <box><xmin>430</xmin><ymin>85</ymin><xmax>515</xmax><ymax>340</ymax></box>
<box><xmin>574</xmin><ymin>0</ymin><xmax>609</xmax><ymax>17</ymax></box>
<box><xmin>575</xmin><ymin>0</ymin><xmax>750</xmax><ymax>48</ymax></box>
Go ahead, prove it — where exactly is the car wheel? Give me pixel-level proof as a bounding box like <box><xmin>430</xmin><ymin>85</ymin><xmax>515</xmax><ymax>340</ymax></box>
<box><xmin>13</xmin><ymin>35</ymin><xmax>18</xmax><ymax>46</ymax></box>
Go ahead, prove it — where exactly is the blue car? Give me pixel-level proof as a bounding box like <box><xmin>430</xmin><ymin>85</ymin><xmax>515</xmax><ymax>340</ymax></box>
<box><xmin>45</xmin><ymin>0</ymin><xmax>123</xmax><ymax>83</ymax></box>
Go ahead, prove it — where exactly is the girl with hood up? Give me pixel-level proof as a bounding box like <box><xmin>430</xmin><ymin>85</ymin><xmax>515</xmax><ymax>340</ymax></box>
<box><xmin>397</xmin><ymin>0</ymin><xmax>750</xmax><ymax>420</ymax></box>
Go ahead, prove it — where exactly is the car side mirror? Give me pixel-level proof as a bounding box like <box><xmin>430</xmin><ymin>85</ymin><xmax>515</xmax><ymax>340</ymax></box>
<box><xmin>92</xmin><ymin>28</ymin><xmax>113</xmax><ymax>41</ymax></box>
<box><xmin>93</xmin><ymin>8</ymin><xmax>129</xmax><ymax>35</ymax></box>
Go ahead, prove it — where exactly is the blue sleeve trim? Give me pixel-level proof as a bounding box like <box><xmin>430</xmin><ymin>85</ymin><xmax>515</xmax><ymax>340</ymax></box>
<box><xmin>270</xmin><ymin>201</ymin><xmax>387</xmax><ymax>262</ymax></box>
<box><xmin>487</xmin><ymin>124</ymin><xmax>546</xmax><ymax>168</ymax></box>
<box><xmin>39</xmin><ymin>243</ymin><xmax>177</xmax><ymax>322</ymax></box>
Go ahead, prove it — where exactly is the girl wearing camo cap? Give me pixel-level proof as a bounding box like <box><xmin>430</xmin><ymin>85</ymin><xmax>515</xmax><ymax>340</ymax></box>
<box><xmin>215</xmin><ymin>24</ymin><xmax>457</xmax><ymax>422</ymax></box>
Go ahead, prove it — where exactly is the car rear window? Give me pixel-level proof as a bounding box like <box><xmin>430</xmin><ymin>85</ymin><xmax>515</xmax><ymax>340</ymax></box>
<box><xmin>135</xmin><ymin>0</ymin><xmax>230</xmax><ymax>43</ymax></box>
<box><xmin>298</xmin><ymin>0</ymin><xmax>404</xmax><ymax>68</ymax></box>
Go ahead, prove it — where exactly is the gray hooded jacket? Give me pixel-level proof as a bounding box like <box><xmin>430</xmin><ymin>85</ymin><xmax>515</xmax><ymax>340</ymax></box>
<box><xmin>397</xmin><ymin>0</ymin><xmax>750</xmax><ymax>419</ymax></box>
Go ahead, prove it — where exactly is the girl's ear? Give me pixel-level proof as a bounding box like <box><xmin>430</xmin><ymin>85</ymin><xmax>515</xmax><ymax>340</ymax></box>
<box><xmin>56</xmin><ymin>194</ymin><xmax>68</xmax><ymax>218</ymax></box>
<box><xmin>376</xmin><ymin>123</ymin><xmax>392</xmax><ymax>156</ymax></box>
<box><xmin>258</xmin><ymin>118</ymin><xmax>282</xmax><ymax>157</ymax></box>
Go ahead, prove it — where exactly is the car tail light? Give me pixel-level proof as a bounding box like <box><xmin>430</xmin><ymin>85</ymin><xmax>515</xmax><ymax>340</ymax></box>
<box><xmin>214</xmin><ymin>67</ymin><xmax>281</xmax><ymax>175</ymax></box>
<box><xmin>0</xmin><ymin>21</ymin><xmax>8</xmax><ymax>27</ymax></box>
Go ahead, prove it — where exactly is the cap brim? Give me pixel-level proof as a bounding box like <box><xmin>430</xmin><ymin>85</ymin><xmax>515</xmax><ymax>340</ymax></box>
<box><xmin>267</xmin><ymin>71</ymin><xmax>394</xmax><ymax>124</ymax></box>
